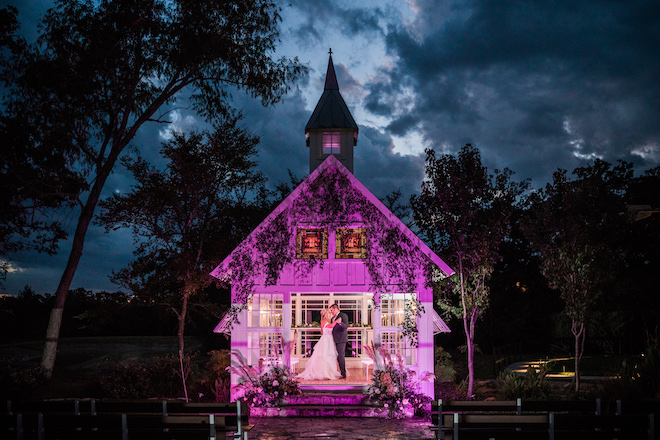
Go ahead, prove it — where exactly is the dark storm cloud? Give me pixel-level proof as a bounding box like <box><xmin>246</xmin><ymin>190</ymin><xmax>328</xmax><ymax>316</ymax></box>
<box><xmin>373</xmin><ymin>0</ymin><xmax>660</xmax><ymax>186</ymax></box>
<box><xmin>288</xmin><ymin>0</ymin><xmax>385</xmax><ymax>46</ymax></box>
<box><xmin>354</xmin><ymin>126</ymin><xmax>426</xmax><ymax>199</ymax></box>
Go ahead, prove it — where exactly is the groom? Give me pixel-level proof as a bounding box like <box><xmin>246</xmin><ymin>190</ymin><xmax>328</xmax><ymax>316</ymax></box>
<box><xmin>330</xmin><ymin>303</ymin><xmax>349</xmax><ymax>379</ymax></box>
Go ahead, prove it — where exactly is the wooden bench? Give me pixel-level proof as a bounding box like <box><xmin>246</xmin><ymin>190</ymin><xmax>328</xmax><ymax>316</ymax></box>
<box><xmin>522</xmin><ymin>399</ymin><xmax>604</xmax><ymax>414</ymax></box>
<box><xmin>8</xmin><ymin>399</ymin><xmax>85</xmax><ymax>415</ymax></box>
<box><xmin>1</xmin><ymin>413</ymin><xmax>25</xmax><ymax>440</ymax></box>
<box><xmin>1</xmin><ymin>412</ymin><xmax>242</xmax><ymax>440</ymax></box>
<box><xmin>430</xmin><ymin>399</ymin><xmax>656</xmax><ymax>440</ymax></box>
<box><xmin>552</xmin><ymin>413</ymin><xmax>653</xmax><ymax>440</ymax></box>
<box><xmin>5</xmin><ymin>399</ymin><xmax>252</xmax><ymax>440</ymax></box>
<box><xmin>37</xmin><ymin>412</ymin><xmax>237</xmax><ymax>440</ymax></box>
<box><xmin>438</xmin><ymin>412</ymin><xmax>550</xmax><ymax>439</ymax></box>
<box><xmin>90</xmin><ymin>400</ymin><xmax>252</xmax><ymax>438</ymax></box>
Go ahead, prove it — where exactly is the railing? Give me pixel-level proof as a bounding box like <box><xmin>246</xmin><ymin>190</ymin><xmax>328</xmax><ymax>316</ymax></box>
<box><xmin>292</xmin><ymin>327</ymin><xmax>372</xmax><ymax>358</ymax></box>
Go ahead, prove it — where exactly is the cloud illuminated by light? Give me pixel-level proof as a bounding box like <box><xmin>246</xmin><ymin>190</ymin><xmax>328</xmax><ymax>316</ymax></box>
<box><xmin>631</xmin><ymin>143</ymin><xmax>659</xmax><ymax>162</ymax></box>
<box><xmin>158</xmin><ymin>110</ymin><xmax>197</xmax><ymax>141</ymax></box>
<box><xmin>1</xmin><ymin>260</ymin><xmax>24</xmax><ymax>274</ymax></box>
<box><xmin>392</xmin><ymin>131</ymin><xmax>427</xmax><ymax>156</ymax></box>
<box><xmin>563</xmin><ymin>118</ymin><xmax>602</xmax><ymax>161</ymax></box>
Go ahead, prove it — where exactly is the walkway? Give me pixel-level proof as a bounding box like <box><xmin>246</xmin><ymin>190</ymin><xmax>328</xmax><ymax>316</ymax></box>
<box><xmin>249</xmin><ymin>416</ymin><xmax>434</xmax><ymax>439</ymax></box>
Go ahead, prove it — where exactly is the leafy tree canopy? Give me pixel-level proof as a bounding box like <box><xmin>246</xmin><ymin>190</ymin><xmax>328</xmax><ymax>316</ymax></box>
<box><xmin>98</xmin><ymin>115</ymin><xmax>266</xmax><ymax>300</ymax></box>
<box><xmin>411</xmin><ymin>144</ymin><xmax>528</xmax><ymax>397</ymax></box>
<box><xmin>0</xmin><ymin>0</ymin><xmax>306</xmax><ymax>376</ymax></box>
<box><xmin>520</xmin><ymin>159</ymin><xmax>633</xmax><ymax>390</ymax></box>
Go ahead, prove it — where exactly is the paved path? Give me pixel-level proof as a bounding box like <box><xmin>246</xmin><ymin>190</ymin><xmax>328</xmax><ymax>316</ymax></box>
<box><xmin>250</xmin><ymin>416</ymin><xmax>434</xmax><ymax>439</ymax></box>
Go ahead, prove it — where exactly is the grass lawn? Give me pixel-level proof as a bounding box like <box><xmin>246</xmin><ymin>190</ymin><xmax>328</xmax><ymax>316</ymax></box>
<box><xmin>0</xmin><ymin>336</ymin><xmax>212</xmax><ymax>399</ymax></box>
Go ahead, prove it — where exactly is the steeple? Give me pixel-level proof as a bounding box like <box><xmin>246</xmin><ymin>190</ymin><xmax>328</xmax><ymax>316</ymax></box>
<box><xmin>305</xmin><ymin>51</ymin><xmax>359</xmax><ymax>174</ymax></box>
<box><xmin>324</xmin><ymin>51</ymin><xmax>339</xmax><ymax>90</ymax></box>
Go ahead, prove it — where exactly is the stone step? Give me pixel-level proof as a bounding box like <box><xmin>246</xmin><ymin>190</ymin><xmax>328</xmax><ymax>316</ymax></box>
<box><xmin>286</xmin><ymin>393</ymin><xmax>368</xmax><ymax>405</ymax></box>
<box><xmin>249</xmin><ymin>393</ymin><xmax>414</xmax><ymax>418</ymax></box>
<box><xmin>251</xmin><ymin>404</ymin><xmax>395</xmax><ymax>418</ymax></box>
<box><xmin>299</xmin><ymin>384</ymin><xmax>369</xmax><ymax>394</ymax></box>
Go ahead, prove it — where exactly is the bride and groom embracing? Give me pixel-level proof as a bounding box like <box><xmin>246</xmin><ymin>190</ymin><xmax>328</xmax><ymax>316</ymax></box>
<box><xmin>297</xmin><ymin>303</ymin><xmax>349</xmax><ymax>380</ymax></box>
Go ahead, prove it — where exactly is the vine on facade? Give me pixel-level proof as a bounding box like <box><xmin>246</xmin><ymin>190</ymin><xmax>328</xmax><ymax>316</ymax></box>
<box><xmin>219</xmin><ymin>161</ymin><xmax>438</xmax><ymax>345</ymax></box>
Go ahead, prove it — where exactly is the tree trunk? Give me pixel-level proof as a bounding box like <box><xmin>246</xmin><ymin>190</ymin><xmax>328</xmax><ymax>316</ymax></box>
<box><xmin>571</xmin><ymin>319</ymin><xmax>584</xmax><ymax>392</ymax></box>
<box><xmin>457</xmin><ymin>255</ymin><xmax>476</xmax><ymax>398</ymax></box>
<box><xmin>465</xmin><ymin>313</ymin><xmax>475</xmax><ymax>399</ymax></box>
<box><xmin>41</xmin><ymin>150</ymin><xmax>120</xmax><ymax>378</ymax></box>
<box><xmin>178</xmin><ymin>288</ymin><xmax>190</xmax><ymax>402</ymax></box>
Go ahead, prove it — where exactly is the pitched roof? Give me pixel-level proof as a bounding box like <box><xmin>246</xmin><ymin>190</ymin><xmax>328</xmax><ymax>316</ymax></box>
<box><xmin>210</xmin><ymin>155</ymin><xmax>454</xmax><ymax>279</ymax></box>
<box><xmin>305</xmin><ymin>55</ymin><xmax>358</xmax><ymax>131</ymax></box>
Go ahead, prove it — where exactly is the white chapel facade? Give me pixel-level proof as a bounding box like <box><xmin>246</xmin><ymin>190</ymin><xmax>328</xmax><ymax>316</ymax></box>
<box><xmin>212</xmin><ymin>54</ymin><xmax>453</xmax><ymax>399</ymax></box>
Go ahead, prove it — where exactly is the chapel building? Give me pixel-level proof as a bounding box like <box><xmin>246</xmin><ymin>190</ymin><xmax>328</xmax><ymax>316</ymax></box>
<box><xmin>212</xmin><ymin>54</ymin><xmax>453</xmax><ymax>398</ymax></box>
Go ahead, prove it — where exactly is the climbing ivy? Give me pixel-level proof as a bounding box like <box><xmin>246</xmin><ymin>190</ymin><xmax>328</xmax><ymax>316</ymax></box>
<box><xmin>219</xmin><ymin>161</ymin><xmax>440</xmax><ymax>346</ymax></box>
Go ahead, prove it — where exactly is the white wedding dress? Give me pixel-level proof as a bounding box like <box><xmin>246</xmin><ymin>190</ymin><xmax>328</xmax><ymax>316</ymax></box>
<box><xmin>297</xmin><ymin>325</ymin><xmax>341</xmax><ymax>380</ymax></box>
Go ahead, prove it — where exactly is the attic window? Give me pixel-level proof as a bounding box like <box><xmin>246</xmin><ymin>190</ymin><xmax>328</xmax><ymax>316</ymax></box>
<box><xmin>336</xmin><ymin>228</ymin><xmax>366</xmax><ymax>259</ymax></box>
<box><xmin>323</xmin><ymin>132</ymin><xmax>340</xmax><ymax>154</ymax></box>
<box><xmin>296</xmin><ymin>229</ymin><xmax>328</xmax><ymax>259</ymax></box>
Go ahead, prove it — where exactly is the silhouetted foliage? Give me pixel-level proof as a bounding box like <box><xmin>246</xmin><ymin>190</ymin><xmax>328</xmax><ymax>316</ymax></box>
<box><xmin>411</xmin><ymin>144</ymin><xmax>528</xmax><ymax>397</ymax></box>
<box><xmin>98</xmin><ymin>118</ymin><xmax>268</xmax><ymax>400</ymax></box>
<box><xmin>1</xmin><ymin>0</ymin><xmax>306</xmax><ymax>376</ymax></box>
<box><xmin>520</xmin><ymin>159</ymin><xmax>633</xmax><ymax>391</ymax></box>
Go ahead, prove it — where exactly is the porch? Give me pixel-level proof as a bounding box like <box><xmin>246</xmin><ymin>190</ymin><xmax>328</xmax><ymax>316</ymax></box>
<box><xmin>247</xmin><ymin>291</ymin><xmax>419</xmax><ymax>373</ymax></box>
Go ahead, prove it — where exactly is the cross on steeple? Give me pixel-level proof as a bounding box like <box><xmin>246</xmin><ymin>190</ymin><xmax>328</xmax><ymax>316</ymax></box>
<box><xmin>328</xmin><ymin>48</ymin><xmax>332</xmax><ymax>55</ymax></box>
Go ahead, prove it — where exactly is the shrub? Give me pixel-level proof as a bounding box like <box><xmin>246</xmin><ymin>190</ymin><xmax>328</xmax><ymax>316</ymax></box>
<box><xmin>226</xmin><ymin>350</ymin><xmax>301</xmax><ymax>408</ymax></box>
<box><xmin>496</xmin><ymin>364</ymin><xmax>549</xmax><ymax>400</ymax></box>
<box><xmin>96</xmin><ymin>355</ymin><xmax>182</xmax><ymax>399</ymax></box>
<box><xmin>434</xmin><ymin>346</ymin><xmax>457</xmax><ymax>382</ymax></box>
<box><xmin>198</xmin><ymin>350</ymin><xmax>231</xmax><ymax>402</ymax></box>
<box><xmin>365</xmin><ymin>344</ymin><xmax>435</xmax><ymax>418</ymax></box>
<box><xmin>619</xmin><ymin>344</ymin><xmax>660</xmax><ymax>399</ymax></box>
<box><xmin>0</xmin><ymin>364</ymin><xmax>47</xmax><ymax>400</ymax></box>
<box><xmin>435</xmin><ymin>380</ymin><xmax>465</xmax><ymax>402</ymax></box>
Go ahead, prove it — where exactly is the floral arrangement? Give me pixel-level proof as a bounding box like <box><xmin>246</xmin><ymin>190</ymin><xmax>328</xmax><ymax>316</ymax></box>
<box><xmin>226</xmin><ymin>349</ymin><xmax>301</xmax><ymax>408</ymax></box>
<box><xmin>365</xmin><ymin>343</ymin><xmax>435</xmax><ymax>418</ymax></box>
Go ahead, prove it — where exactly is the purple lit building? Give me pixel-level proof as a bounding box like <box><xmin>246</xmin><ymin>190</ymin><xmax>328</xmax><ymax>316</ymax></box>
<box><xmin>211</xmin><ymin>54</ymin><xmax>453</xmax><ymax>399</ymax></box>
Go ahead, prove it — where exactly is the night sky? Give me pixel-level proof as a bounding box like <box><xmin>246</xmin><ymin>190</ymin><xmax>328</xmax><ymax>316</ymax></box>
<box><xmin>3</xmin><ymin>0</ymin><xmax>660</xmax><ymax>294</ymax></box>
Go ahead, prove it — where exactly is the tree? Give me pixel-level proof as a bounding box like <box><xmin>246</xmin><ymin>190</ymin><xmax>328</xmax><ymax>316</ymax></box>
<box><xmin>98</xmin><ymin>117</ymin><xmax>265</xmax><ymax>400</ymax></box>
<box><xmin>411</xmin><ymin>144</ymin><xmax>527</xmax><ymax>398</ymax></box>
<box><xmin>520</xmin><ymin>159</ymin><xmax>631</xmax><ymax>391</ymax></box>
<box><xmin>622</xmin><ymin>167</ymin><xmax>660</xmax><ymax>350</ymax></box>
<box><xmin>1</xmin><ymin>7</ymin><xmax>86</xmax><ymax>284</ymax></box>
<box><xmin>2</xmin><ymin>0</ymin><xmax>305</xmax><ymax>377</ymax></box>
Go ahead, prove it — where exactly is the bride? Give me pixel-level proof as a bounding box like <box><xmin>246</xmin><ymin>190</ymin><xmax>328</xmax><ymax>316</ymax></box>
<box><xmin>297</xmin><ymin>308</ymin><xmax>342</xmax><ymax>380</ymax></box>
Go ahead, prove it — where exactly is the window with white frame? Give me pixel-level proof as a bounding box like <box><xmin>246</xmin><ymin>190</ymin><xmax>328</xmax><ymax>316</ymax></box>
<box><xmin>335</xmin><ymin>298</ymin><xmax>362</xmax><ymax>326</ymax></box>
<box><xmin>323</xmin><ymin>132</ymin><xmax>340</xmax><ymax>154</ymax></box>
<box><xmin>248</xmin><ymin>293</ymin><xmax>283</xmax><ymax>327</ymax></box>
<box><xmin>300</xmin><ymin>298</ymin><xmax>330</xmax><ymax>325</ymax></box>
<box><xmin>381</xmin><ymin>293</ymin><xmax>410</xmax><ymax>327</ymax></box>
<box><xmin>248</xmin><ymin>331</ymin><xmax>283</xmax><ymax>358</ymax></box>
<box><xmin>380</xmin><ymin>293</ymin><xmax>416</xmax><ymax>364</ymax></box>
<box><xmin>380</xmin><ymin>331</ymin><xmax>407</xmax><ymax>356</ymax></box>
<box><xmin>291</xmin><ymin>292</ymin><xmax>373</xmax><ymax>358</ymax></box>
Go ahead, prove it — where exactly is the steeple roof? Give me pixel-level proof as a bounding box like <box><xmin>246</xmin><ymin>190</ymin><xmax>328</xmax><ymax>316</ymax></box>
<box><xmin>324</xmin><ymin>54</ymin><xmax>339</xmax><ymax>90</ymax></box>
<box><xmin>305</xmin><ymin>53</ymin><xmax>358</xmax><ymax>131</ymax></box>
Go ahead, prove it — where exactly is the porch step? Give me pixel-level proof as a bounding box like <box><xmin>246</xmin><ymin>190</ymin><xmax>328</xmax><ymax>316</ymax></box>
<box><xmin>299</xmin><ymin>383</ymin><xmax>368</xmax><ymax>394</ymax></box>
<box><xmin>286</xmin><ymin>393</ymin><xmax>368</xmax><ymax>405</ymax></box>
<box><xmin>250</xmin><ymin>393</ymin><xmax>412</xmax><ymax>418</ymax></box>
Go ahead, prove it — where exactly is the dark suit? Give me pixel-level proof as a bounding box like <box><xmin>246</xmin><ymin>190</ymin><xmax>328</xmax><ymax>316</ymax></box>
<box><xmin>332</xmin><ymin>310</ymin><xmax>349</xmax><ymax>377</ymax></box>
